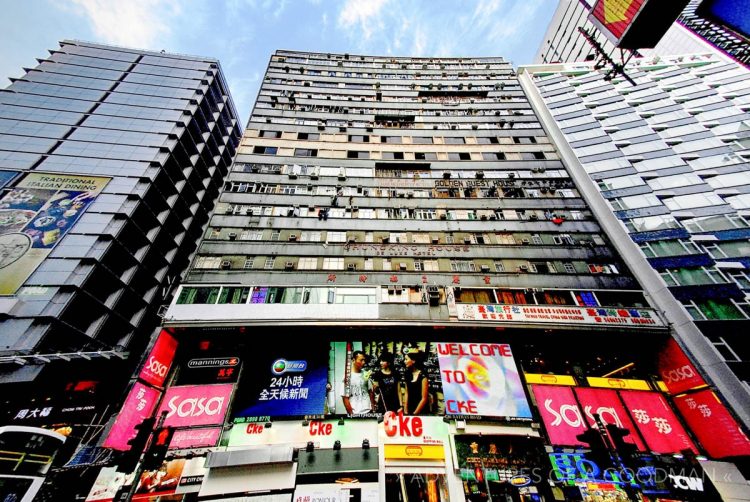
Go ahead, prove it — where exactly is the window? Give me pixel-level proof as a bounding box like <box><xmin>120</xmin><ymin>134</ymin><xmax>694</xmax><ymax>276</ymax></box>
<box><xmin>194</xmin><ymin>256</ymin><xmax>222</xmax><ymax>269</ymax></box>
<box><xmin>494</xmin><ymin>262</ymin><xmax>505</xmax><ymax>272</ymax></box>
<box><xmin>448</xmin><ymin>152</ymin><xmax>471</xmax><ymax>160</ymax></box>
<box><xmin>326</xmin><ymin>231</ymin><xmax>347</xmax><ymax>243</ymax></box>
<box><xmin>415</xmin><ymin>152</ymin><xmax>437</xmax><ymax>160</ymax></box>
<box><xmin>450</xmin><ymin>260</ymin><xmax>476</xmax><ymax>272</ymax></box>
<box><xmin>476</xmin><ymin>137</ymin><xmax>499</xmax><ymax>144</ymax></box>
<box><xmin>298</xmin><ymin>257</ymin><xmax>318</xmax><ymax>270</ymax></box>
<box><xmin>260</xmin><ymin>130</ymin><xmax>281</xmax><ymax>138</ymax></box>
<box><xmin>347</xmin><ymin>150</ymin><xmax>369</xmax><ymax>159</ymax></box>
<box><xmin>520</xmin><ymin>152</ymin><xmax>545</xmax><ymax>160</ymax></box>
<box><xmin>253</xmin><ymin>146</ymin><xmax>278</xmax><ymax>154</ymax></box>
<box><xmin>482</xmin><ymin>152</ymin><xmax>505</xmax><ymax>160</ymax></box>
<box><xmin>240</xmin><ymin>230</ymin><xmax>263</xmax><ymax>240</ymax></box>
<box><xmin>322</xmin><ymin>257</ymin><xmax>344</xmax><ymax>270</ymax></box>
<box><xmin>495</xmin><ymin>233</ymin><xmax>516</xmax><ymax>245</ymax></box>
<box><xmin>218</xmin><ymin>287</ymin><xmax>251</xmax><ymax>304</ymax></box>
<box><xmin>381</xmin><ymin>136</ymin><xmax>402</xmax><ymax>143</ymax></box>
<box><xmin>563</xmin><ymin>262</ymin><xmax>576</xmax><ymax>274</ymax></box>
<box><xmin>348</xmin><ymin>135</ymin><xmax>369</xmax><ymax>142</ymax></box>
<box><xmin>412</xmin><ymin>136</ymin><xmax>433</xmax><ymax>144</ymax></box>
<box><xmin>300</xmin><ymin>231</ymin><xmax>321</xmax><ymax>242</ymax></box>
<box><xmin>264</xmin><ymin>257</ymin><xmax>276</xmax><ymax>269</ymax></box>
<box><xmin>270</xmin><ymin>230</ymin><xmax>281</xmax><ymax>241</ymax></box>
<box><xmin>413</xmin><ymin>260</ymin><xmax>424</xmax><ymax>271</ymax></box>
<box><xmin>297</xmin><ymin>132</ymin><xmax>319</xmax><ymax>140</ymax></box>
<box><xmin>294</xmin><ymin>148</ymin><xmax>318</xmax><ymax>157</ymax></box>
<box><xmin>381</xmin><ymin>151</ymin><xmax>405</xmax><ymax>160</ymax></box>
<box><xmin>513</xmin><ymin>136</ymin><xmax>536</xmax><ymax>144</ymax></box>
<box><xmin>243</xmin><ymin>257</ymin><xmax>255</xmax><ymax>269</ymax></box>
<box><xmin>176</xmin><ymin>287</ymin><xmax>220</xmax><ymax>304</ymax></box>
<box><xmin>531</xmin><ymin>234</ymin><xmax>543</xmax><ymax>245</ymax></box>
<box><xmin>423</xmin><ymin>260</ymin><xmax>439</xmax><ymax>271</ymax></box>
<box><xmin>444</xmin><ymin>137</ymin><xmax>465</xmax><ymax>144</ymax></box>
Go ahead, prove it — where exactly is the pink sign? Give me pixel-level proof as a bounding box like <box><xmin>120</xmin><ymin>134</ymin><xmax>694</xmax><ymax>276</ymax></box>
<box><xmin>574</xmin><ymin>387</ymin><xmax>646</xmax><ymax>451</ymax></box>
<box><xmin>156</xmin><ymin>384</ymin><xmax>233</xmax><ymax>428</ymax></box>
<box><xmin>102</xmin><ymin>382</ymin><xmax>161</xmax><ymax>451</ymax></box>
<box><xmin>139</xmin><ymin>330</ymin><xmax>178</xmax><ymax>387</ymax></box>
<box><xmin>658</xmin><ymin>338</ymin><xmax>706</xmax><ymax>395</ymax></box>
<box><xmin>674</xmin><ymin>390</ymin><xmax>750</xmax><ymax>458</ymax></box>
<box><xmin>619</xmin><ymin>390</ymin><xmax>696</xmax><ymax>454</ymax></box>
<box><xmin>531</xmin><ymin>385</ymin><xmax>586</xmax><ymax>446</ymax></box>
<box><xmin>169</xmin><ymin>427</ymin><xmax>222</xmax><ymax>449</ymax></box>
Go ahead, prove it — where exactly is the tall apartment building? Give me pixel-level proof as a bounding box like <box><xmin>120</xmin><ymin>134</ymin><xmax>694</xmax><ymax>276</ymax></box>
<box><xmin>0</xmin><ymin>39</ymin><xmax>241</xmax><ymax>476</ymax></box>
<box><xmin>88</xmin><ymin>50</ymin><xmax>747</xmax><ymax>501</ymax></box>
<box><xmin>534</xmin><ymin>0</ymin><xmax>744</xmax><ymax>66</ymax></box>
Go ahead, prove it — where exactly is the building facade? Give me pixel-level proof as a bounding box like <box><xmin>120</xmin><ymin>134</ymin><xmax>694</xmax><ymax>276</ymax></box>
<box><xmin>88</xmin><ymin>51</ymin><xmax>748</xmax><ymax>501</ymax></box>
<box><xmin>0</xmin><ymin>40</ymin><xmax>241</xmax><ymax>497</ymax></box>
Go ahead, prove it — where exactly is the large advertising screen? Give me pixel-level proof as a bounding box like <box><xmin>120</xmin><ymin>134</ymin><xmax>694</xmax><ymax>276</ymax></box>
<box><xmin>437</xmin><ymin>342</ymin><xmax>531</xmax><ymax>419</ymax></box>
<box><xmin>590</xmin><ymin>0</ymin><xmax>645</xmax><ymax>42</ymax></box>
<box><xmin>102</xmin><ymin>382</ymin><xmax>161</xmax><ymax>451</ymax></box>
<box><xmin>574</xmin><ymin>387</ymin><xmax>646</xmax><ymax>450</ymax></box>
<box><xmin>697</xmin><ymin>0</ymin><xmax>750</xmax><ymax>40</ymax></box>
<box><xmin>532</xmin><ymin>385</ymin><xmax>587</xmax><ymax>446</ymax></box>
<box><xmin>657</xmin><ymin>338</ymin><xmax>706</xmax><ymax>395</ymax></box>
<box><xmin>619</xmin><ymin>390</ymin><xmax>696</xmax><ymax>454</ymax></box>
<box><xmin>138</xmin><ymin>330</ymin><xmax>178</xmax><ymax>388</ymax></box>
<box><xmin>156</xmin><ymin>384</ymin><xmax>233</xmax><ymax>428</ymax></box>
<box><xmin>0</xmin><ymin>173</ymin><xmax>109</xmax><ymax>294</ymax></box>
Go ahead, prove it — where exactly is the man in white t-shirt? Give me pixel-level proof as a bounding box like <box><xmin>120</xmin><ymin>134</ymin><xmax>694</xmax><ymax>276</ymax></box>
<box><xmin>342</xmin><ymin>350</ymin><xmax>375</xmax><ymax>415</ymax></box>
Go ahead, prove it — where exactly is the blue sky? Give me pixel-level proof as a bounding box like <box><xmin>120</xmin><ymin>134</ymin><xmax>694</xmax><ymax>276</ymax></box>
<box><xmin>0</xmin><ymin>0</ymin><xmax>555</xmax><ymax>124</ymax></box>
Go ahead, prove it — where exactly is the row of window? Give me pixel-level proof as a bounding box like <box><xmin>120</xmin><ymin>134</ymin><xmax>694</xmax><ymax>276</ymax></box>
<box><xmin>249</xmin><ymin>145</ymin><xmax>547</xmax><ymax>161</ymax></box>
<box><xmin>276</xmin><ymin>54</ymin><xmax>508</xmax><ymax>69</ymax></box>
<box><xmin>259</xmin><ymin>130</ymin><xmax>538</xmax><ymax>145</ymax></box>
<box><xmin>264</xmin><ymin>89</ymin><xmax>522</xmax><ymax>105</ymax></box>
<box><xmin>252</xmin><ymin>115</ymin><xmax>539</xmax><ymax>131</ymax></box>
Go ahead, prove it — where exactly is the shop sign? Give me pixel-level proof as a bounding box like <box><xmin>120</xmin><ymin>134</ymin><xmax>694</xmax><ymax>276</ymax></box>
<box><xmin>293</xmin><ymin>484</ymin><xmax>379</xmax><ymax>502</ymax></box>
<box><xmin>549</xmin><ymin>453</ymin><xmax>639</xmax><ymax>486</ymax></box>
<box><xmin>174</xmin><ymin>457</ymin><xmax>208</xmax><ymax>494</ymax></box>
<box><xmin>139</xmin><ymin>330</ymin><xmax>177</xmax><ymax>387</ymax></box>
<box><xmin>156</xmin><ymin>384</ymin><xmax>233</xmax><ymax>428</ymax></box>
<box><xmin>619</xmin><ymin>391</ymin><xmax>696</xmax><ymax>454</ymax></box>
<box><xmin>531</xmin><ymin>385</ymin><xmax>587</xmax><ymax>446</ymax></box>
<box><xmin>457</xmin><ymin>304</ymin><xmax>661</xmax><ymax>327</ymax></box>
<box><xmin>102</xmin><ymin>382</ymin><xmax>161</xmax><ymax>451</ymax></box>
<box><xmin>381</xmin><ymin>413</ymin><xmax>448</xmax><ymax>446</ymax></box>
<box><xmin>524</xmin><ymin>373</ymin><xmax>576</xmax><ymax>386</ymax></box>
<box><xmin>586</xmin><ymin>377</ymin><xmax>650</xmax><ymax>390</ymax></box>
<box><xmin>511</xmin><ymin>474</ymin><xmax>532</xmax><ymax>487</ymax></box>
<box><xmin>673</xmin><ymin>389</ymin><xmax>750</xmax><ymax>458</ymax></box>
<box><xmin>437</xmin><ymin>342</ymin><xmax>531</xmax><ymax>419</ymax></box>
<box><xmin>227</xmin><ymin>419</ymin><xmax>378</xmax><ymax>449</ymax></box>
<box><xmin>657</xmin><ymin>338</ymin><xmax>706</xmax><ymax>395</ymax></box>
<box><xmin>0</xmin><ymin>173</ymin><xmax>109</xmax><ymax>294</ymax></box>
<box><xmin>589</xmin><ymin>0</ymin><xmax>644</xmax><ymax>41</ymax></box>
<box><xmin>574</xmin><ymin>387</ymin><xmax>646</xmax><ymax>450</ymax></box>
<box><xmin>384</xmin><ymin>443</ymin><xmax>445</xmax><ymax>460</ymax></box>
<box><xmin>169</xmin><ymin>427</ymin><xmax>221</xmax><ymax>449</ymax></box>
<box><xmin>454</xmin><ymin>434</ymin><xmax>548</xmax><ymax>488</ymax></box>
<box><xmin>179</xmin><ymin>356</ymin><xmax>241</xmax><ymax>385</ymax></box>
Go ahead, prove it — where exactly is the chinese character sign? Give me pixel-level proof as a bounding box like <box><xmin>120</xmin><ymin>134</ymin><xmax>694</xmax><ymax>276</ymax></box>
<box><xmin>619</xmin><ymin>390</ymin><xmax>696</xmax><ymax>454</ymax></box>
<box><xmin>102</xmin><ymin>382</ymin><xmax>161</xmax><ymax>451</ymax></box>
<box><xmin>437</xmin><ymin>343</ymin><xmax>531</xmax><ymax>419</ymax></box>
<box><xmin>531</xmin><ymin>385</ymin><xmax>587</xmax><ymax>446</ymax></box>
<box><xmin>674</xmin><ymin>390</ymin><xmax>750</xmax><ymax>458</ymax></box>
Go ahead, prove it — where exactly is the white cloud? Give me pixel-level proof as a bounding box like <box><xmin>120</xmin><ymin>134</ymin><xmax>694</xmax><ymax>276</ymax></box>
<box><xmin>337</xmin><ymin>0</ymin><xmax>392</xmax><ymax>42</ymax></box>
<box><xmin>68</xmin><ymin>0</ymin><xmax>182</xmax><ymax>48</ymax></box>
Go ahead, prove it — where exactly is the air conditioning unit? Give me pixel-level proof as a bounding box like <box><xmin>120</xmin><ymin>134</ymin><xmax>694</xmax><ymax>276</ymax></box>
<box><xmin>399</xmin><ymin>263</ymin><xmax>407</xmax><ymax>271</ymax></box>
<box><xmin>288</xmin><ymin>172</ymin><xmax>298</xmax><ymax>179</ymax></box>
<box><xmin>394</xmin><ymin>285</ymin><xmax>403</xmax><ymax>293</ymax></box>
<box><xmin>284</xmin><ymin>261</ymin><xmax>295</xmax><ymax>270</ymax></box>
<box><xmin>427</xmin><ymin>286</ymin><xmax>440</xmax><ymax>306</ymax></box>
<box><xmin>521</xmin><ymin>238</ymin><xmax>530</xmax><ymax>245</ymax></box>
<box><xmin>289</xmin><ymin>234</ymin><xmax>298</xmax><ymax>241</ymax></box>
<box><xmin>228</xmin><ymin>232</ymin><xmax>237</xmax><ymax>240</ymax></box>
<box><xmin>431</xmin><ymin>237</ymin><xmax>439</xmax><ymax>244</ymax></box>
<box><xmin>347</xmin><ymin>263</ymin><xmax>357</xmax><ymax>271</ymax></box>
<box><xmin>519</xmin><ymin>265</ymin><xmax>529</xmax><ymax>272</ymax></box>
<box><xmin>347</xmin><ymin>237</ymin><xmax>356</xmax><ymax>244</ymax></box>
<box><xmin>463</xmin><ymin>238</ymin><xmax>472</xmax><ymax>244</ymax></box>
<box><xmin>388</xmin><ymin>286</ymin><xmax>396</xmax><ymax>295</ymax></box>
<box><xmin>480</xmin><ymin>265</ymin><xmax>490</xmax><ymax>272</ymax></box>
<box><xmin>220</xmin><ymin>260</ymin><xmax>232</xmax><ymax>270</ymax></box>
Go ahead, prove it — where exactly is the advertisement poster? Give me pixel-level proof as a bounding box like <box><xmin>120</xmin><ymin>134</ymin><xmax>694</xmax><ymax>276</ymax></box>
<box><xmin>619</xmin><ymin>390</ymin><xmax>697</xmax><ymax>454</ymax></box>
<box><xmin>0</xmin><ymin>173</ymin><xmax>109</xmax><ymax>294</ymax></box>
<box><xmin>574</xmin><ymin>387</ymin><xmax>646</xmax><ymax>450</ymax></box>
<box><xmin>102</xmin><ymin>382</ymin><xmax>161</xmax><ymax>451</ymax></box>
<box><xmin>531</xmin><ymin>385</ymin><xmax>587</xmax><ymax>446</ymax></box>
<box><xmin>133</xmin><ymin>458</ymin><xmax>186</xmax><ymax>498</ymax></box>
<box><xmin>674</xmin><ymin>389</ymin><xmax>750</xmax><ymax>458</ymax></box>
<box><xmin>330</xmin><ymin>341</ymin><xmax>444</xmax><ymax>417</ymax></box>
<box><xmin>174</xmin><ymin>457</ymin><xmax>208</xmax><ymax>494</ymax></box>
<box><xmin>589</xmin><ymin>0</ymin><xmax>645</xmax><ymax>42</ymax></box>
<box><xmin>156</xmin><ymin>384</ymin><xmax>233</xmax><ymax>428</ymax></box>
<box><xmin>657</xmin><ymin>338</ymin><xmax>706</xmax><ymax>395</ymax></box>
<box><xmin>231</xmin><ymin>345</ymin><xmax>328</xmax><ymax>419</ymax></box>
<box><xmin>85</xmin><ymin>467</ymin><xmax>135</xmax><ymax>501</ymax></box>
<box><xmin>437</xmin><ymin>342</ymin><xmax>531</xmax><ymax>419</ymax></box>
<box><xmin>138</xmin><ymin>330</ymin><xmax>178</xmax><ymax>388</ymax></box>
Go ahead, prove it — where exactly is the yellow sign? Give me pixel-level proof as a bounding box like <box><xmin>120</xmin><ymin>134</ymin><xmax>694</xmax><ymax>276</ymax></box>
<box><xmin>524</xmin><ymin>374</ymin><xmax>576</xmax><ymax>386</ymax></box>
<box><xmin>603</xmin><ymin>0</ymin><xmax>633</xmax><ymax>24</ymax></box>
<box><xmin>587</xmin><ymin>377</ymin><xmax>650</xmax><ymax>390</ymax></box>
<box><xmin>384</xmin><ymin>444</ymin><xmax>444</xmax><ymax>460</ymax></box>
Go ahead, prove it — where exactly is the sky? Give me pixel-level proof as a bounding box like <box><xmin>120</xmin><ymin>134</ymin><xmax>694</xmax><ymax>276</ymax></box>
<box><xmin>0</xmin><ymin>0</ymin><xmax>556</xmax><ymax>125</ymax></box>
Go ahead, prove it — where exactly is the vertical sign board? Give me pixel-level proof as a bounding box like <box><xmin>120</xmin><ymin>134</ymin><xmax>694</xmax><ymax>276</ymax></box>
<box><xmin>437</xmin><ymin>342</ymin><xmax>531</xmax><ymax>419</ymax></box>
<box><xmin>657</xmin><ymin>338</ymin><xmax>706</xmax><ymax>395</ymax></box>
<box><xmin>102</xmin><ymin>382</ymin><xmax>161</xmax><ymax>451</ymax></box>
<box><xmin>673</xmin><ymin>390</ymin><xmax>750</xmax><ymax>458</ymax></box>
<box><xmin>155</xmin><ymin>384</ymin><xmax>233</xmax><ymax>428</ymax></box>
<box><xmin>574</xmin><ymin>387</ymin><xmax>646</xmax><ymax>450</ymax></box>
<box><xmin>589</xmin><ymin>0</ymin><xmax>646</xmax><ymax>44</ymax></box>
<box><xmin>138</xmin><ymin>330</ymin><xmax>178</xmax><ymax>388</ymax></box>
<box><xmin>531</xmin><ymin>385</ymin><xmax>587</xmax><ymax>446</ymax></box>
<box><xmin>0</xmin><ymin>173</ymin><xmax>109</xmax><ymax>294</ymax></box>
<box><xmin>619</xmin><ymin>391</ymin><xmax>697</xmax><ymax>454</ymax></box>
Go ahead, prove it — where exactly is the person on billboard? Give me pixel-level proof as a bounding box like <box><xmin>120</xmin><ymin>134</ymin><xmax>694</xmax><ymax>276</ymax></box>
<box><xmin>403</xmin><ymin>350</ymin><xmax>429</xmax><ymax>415</ymax></box>
<box><xmin>371</xmin><ymin>351</ymin><xmax>402</xmax><ymax>414</ymax></box>
<box><xmin>342</xmin><ymin>350</ymin><xmax>375</xmax><ymax>415</ymax></box>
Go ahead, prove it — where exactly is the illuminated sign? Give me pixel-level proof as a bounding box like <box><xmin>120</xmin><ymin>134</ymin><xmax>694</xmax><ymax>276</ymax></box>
<box><xmin>102</xmin><ymin>382</ymin><xmax>161</xmax><ymax>451</ymax></box>
<box><xmin>524</xmin><ymin>373</ymin><xmax>576</xmax><ymax>386</ymax></box>
<box><xmin>657</xmin><ymin>338</ymin><xmax>706</xmax><ymax>395</ymax></box>
<box><xmin>381</xmin><ymin>415</ymin><xmax>449</xmax><ymax>447</ymax></box>
<box><xmin>619</xmin><ymin>390</ymin><xmax>696</xmax><ymax>454</ymax></box>
<box><xmin>586</xmin><ymin>377</ymin><xmax>650</xmax><ymax>390</ymax></box>
<box><xmin>574</xmin><ymin>387</ymin><xmax>646</xmax><ymax>450</ymax></box>
<box><xmin>437</xmin><ymin>342</ymin><xmax>531</xmax><ymax>419</ymax></box>
<box><xmin>169</xmin><ymin>428</ymin><xmax>222</xmax><ymax>450</ymax></box>
<box><xmin>588</xmin><ymin>0</ymin><xmax>690</xmax><ymax>49</ymax></box>
<box><xmin>227</xmin><ymin>420</ymin><xmax>378</xmax><ymax>449</ymax></box>
<box><xmin>187</xmin><ymin>357</ymin><xmax>240</xmax><ymax>369</ymax></box>
<box><xmin>139</xmin><ymin>331</ymin><xmax>178</xmax><ymax>387</ymax></box>
<box><xmin>156</xmin><ymin>384</ymin><xmax>233</xmax><ymax>428</ymax></box>
<box><xmin>590</xmin><ymin>0</ymin><xmax>645</xmax><ymax>41</ymax></box>
<box><xmin>457</xmin><ymin>304</ymin><xmax>661</xmax><ymax>327</ymax></box>
<box><xmin>532</xmin><ymin>385</ymin><xmax>588</xmax><ymax>446</ymax></box>
<box><xmin>697</xmin><ymin>0</ymin><xmax>750</xmax><ymax>40</ymax></box>
<box><xmin>384</xmin><ymin>444</ymin><xmax>444</xmax><ymax>460</ymax></box>
<box><xmin>549</xmin><ymin>453</ymin><xmax>640</xmax><ymax>486</ymax></box>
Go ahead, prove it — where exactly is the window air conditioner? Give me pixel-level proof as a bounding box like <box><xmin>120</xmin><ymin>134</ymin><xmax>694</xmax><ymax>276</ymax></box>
<box><xmin>284</xmin><ymin>261</ymin><xmax>295</xmax><ymax>270</ymax></box>
<box><xmin>347</xmin><ymin>263</ymin><xmax>357</xmax><ymax>271</ymax></box>
<box><xmin>220</xmin><ymin>260</ymin><xmax>232</xmax><ymax>269</ymax></box>
<box><xmin>480</xmin><ymin>265</ymin><xmax>490</xmax><ymax>272</ymax></box>
<box><xmin>228</xmin><ymin>232</ymin><xmax>237</xmax><ymax>240</ymax></box>
<box><xmin>289</xmin><ymin>234</ymin><xmax>298</xmax><ymax>241</ymax></box>
<box><xmin>519</xmin><ymin>265</ymin><xmax>529</xmax><ymax>272</ymax></box>
<box><xmin>399</xmin><ymin>263</ymin><xmax>407</xmax><ymax>271</ymax></box>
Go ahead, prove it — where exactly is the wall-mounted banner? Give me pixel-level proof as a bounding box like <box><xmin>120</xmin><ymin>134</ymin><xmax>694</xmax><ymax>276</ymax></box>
<box><xmin>0</xmin><ymin>173</ymin><xmax>109</xmax><ymax>294</ymax></box>
<box><xmin>457</xmin><ymin>304</ymin><xmax>661</xmax><ymax>327</ymax></box>
<box><xmin>619</xmin><ymin>390</ymin><xmax>696</xmax><ymax>454</ymax></box>
<box><xmin>673</xmin><ymin>389</ymin><xmax>750</xmax><ymax>458</ymax></box>
<box><xmin>437</xmin><ymin>343</ymin><xmax>531</xmax><ymax>419</ymax></box>
<box><xmin>227</xmin><ymin>419</ymin><xmax>378</xmax><ymax>449</ymax></box>
<box><xmin>531</xmin><ymin>385</ymin><xmax>587</xmax><ymax>446</ymax></box>
<box><xmin>156</xmin><ymin>384</ymin><xmax>233</xmax><ymax>428</ymax></box>
<box><xmin>139</xmin><ymin>330</ymin><xmax>178</xmax><ymax>388</ymax></box>
<box><xmin>381</xmin><ymin>413</ymin><xmax>449</xmax><ymax>446</ymax></box>
<box><xmin>574</xmin><ymin>387</ymin><xmax>646</xmax><ymax>450</ymax></box>
<box><xmin>169</xmin><ymin>428</ymin><xmax>222</xmax><ymax>450</ymax></box>
<box><xmin>102</xmin><ymin>382</ymin><xmax>161</xmax><ymax>451</ymax></box>
<box><xmin>231</xmin><ymin>345</ymin><xmax>327</xmax><ymax>419</ymax></box>
<box><xmin>657</xmin><ymin>338</ymin><xmax>706</xmax><ymax>395</ymax></box>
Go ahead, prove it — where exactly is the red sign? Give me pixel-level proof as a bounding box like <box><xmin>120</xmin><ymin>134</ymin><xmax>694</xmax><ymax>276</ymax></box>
<box><xmin>590</xmin><ymin>0</ymin><xmax>645</xmax><ymax>41</ymax></box>
<box><xmin>674</xmin><ymin>390</ymin><xmax>750</xmax><ymax>458</ymax></box>
<box><xmin>139</xmin><ymin>330</ymin><xmax>178</xmax><ymax>387</ymax></box>
<box><xmin>531</xmin><ymin>385</ymin><xmax>586</xmax><ymax>446</ymax></box>
<box><xmin>619</xmin><ymin>390</ymin><xmax>696</xmax><ymax>454</ymax></box>
<box><xmin>102</xmin><ymin>382</ymin><xmax>161</xmax><ymax>451</ymax></box>
<box><xmin>384</xmin><ymin>411</ymin><xmax>423</xmax><ymax>438</ymax></box>
<box><xmin>574</xmin><ymin>388</ymin><xmax>646</xmax><ymax>451</ymax></box>
<box><xmin>156</xmin><ymin>384</ymin><xmax>233</xmax><ymax>428</ymax></box>
<box><xmin>657</xmin><ymin>338</ymin><xmax>706</xmax><ymax>395</ymax></box>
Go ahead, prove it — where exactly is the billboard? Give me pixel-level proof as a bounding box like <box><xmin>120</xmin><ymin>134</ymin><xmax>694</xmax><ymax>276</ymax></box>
<box><xmin>228</xmin><ymin>419</ymin><xmax>378</xmax><ymax>449</ymax></box>
<box><xmin>437</xmin><ymin>342</ymin><xmax>531</xmax><ymax>419</ymax></box>
<box><xmin>674</xmin><ymin>390</ymin><xmax>750</xmax><ymax>458</ymax></box>
<box><xmin>102</xmin><ymin>382</ymin><xmax>161</xmax><ymax>451</ymax></box>
<box><xmin>138</xmin><ymin>331</ymin><xmax>178</xmax><ymax>388</ymax></box>
<box><xmin>457</xmin><ymin>304</ymin><xmax>661</xmax><ymax>327</ymax></box>
<box><xmin>0</xmin><ymin>173</ymin><xmax>109</xmax><ymax>294</ymax></box>
<box><xmin>531</xmin><ymin>385</ymin><xmax>587</xmax><ymax>446</ymax></box>
<box><xmin>657</xmin><ymin>338</ymin><xmax>706</xmax><ymax>395</ymax></box>
<box><xmin>574</xmin><ymin>387</ymin><xmax>646</xmax><ymax>450</ymax></box>
<box><xmin>619</xmin><ymin>390</ymin><xmax>696</xmax><ymax>454</ymax></box>
<box><xmin>156</xmin><ymin>384</ymin><xmax>233</xmax><ymax>428</ymax></box>
<box><xmin>697</xmin><ymin>0</ymin><xmax>750</xmax><ymax>40</ymax></box>
<box><xmin>588</xmin><ymin>0</ymin><xmax>690</xmax><ymax>49</ymax></box>
<box><xmin>590</xmin><ymin>0</ymin><xmax>645</xmax><ymax>41</ymax></box>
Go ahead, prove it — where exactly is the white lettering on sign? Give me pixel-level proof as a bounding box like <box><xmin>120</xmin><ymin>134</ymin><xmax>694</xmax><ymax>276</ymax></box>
<box><xmin>544</xmin><ymin>399</ymin><xmax>583</xmax><ymax>427</ymax></box>
<box><xmin>583</xmin><ymin>406</ymin><xmax>623</xmax><ymax>428</ymax></box>
<box><xmin>669</xmin><ymin>475</ymin><xmax>704</xmax><ymax>491</ymax></box>
<box><xmin>146</xmin><ymin>356</ymin><xmax>168</xmax><ymax>378</ymax></box>
<box><xmin>661</xmin><ymin>365</ymin><xmax>696</xmax><ymax>384</ymax></box>
<box><xmin>167</xmin><ymin>395</ymin><xmax>224</xmax><ymax>418</ymax></box>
